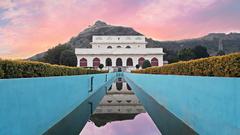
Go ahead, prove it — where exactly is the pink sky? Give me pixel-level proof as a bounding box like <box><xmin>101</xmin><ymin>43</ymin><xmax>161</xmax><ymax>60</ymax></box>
<box><xmin>0</xmin><ymin>0</ymin><xmax>240</xmax><ymax>59</ymax></box>
<box><xmin>80</xmin><ymin>113</ymin><xmax>161</xmax><ymax>135</ymax></box>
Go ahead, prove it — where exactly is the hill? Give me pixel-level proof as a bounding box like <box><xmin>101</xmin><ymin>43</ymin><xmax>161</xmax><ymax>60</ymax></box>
<box><xmin>29</xmin><ymin>20</ymin><xmax>240</xmax><ymax>61</ymax></box>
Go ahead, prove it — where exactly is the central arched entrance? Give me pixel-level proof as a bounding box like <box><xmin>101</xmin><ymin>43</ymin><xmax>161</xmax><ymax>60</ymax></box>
<box><xmin>116</xmin><ymin>58</ymin><xmax>122</xmax><ymax>67</ymax></box>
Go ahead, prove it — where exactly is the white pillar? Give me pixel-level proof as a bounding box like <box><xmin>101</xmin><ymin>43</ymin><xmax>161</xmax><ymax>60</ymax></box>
<box><xmin>87</xmin><ymin>57</ymin><xmax>93</xmax><ymax>67</ymax></box>
<box><xmin>77</xmin><ymin>56</ymin><xmax>80</xmax><ymax>67</ymax></box>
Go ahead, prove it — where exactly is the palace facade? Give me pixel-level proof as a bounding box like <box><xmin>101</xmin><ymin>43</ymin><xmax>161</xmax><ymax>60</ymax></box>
<box><xmin>75</xmin><ymin>35</ymin><xmax>164</xmax><ymax>71</ymax></box>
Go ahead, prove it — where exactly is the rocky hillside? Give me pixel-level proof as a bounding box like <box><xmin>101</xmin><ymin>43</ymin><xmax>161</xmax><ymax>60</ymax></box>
<box><xmin>29</xmin><ymin>20</ymin><xmax>240</xmax><ymax>60</ymax></box>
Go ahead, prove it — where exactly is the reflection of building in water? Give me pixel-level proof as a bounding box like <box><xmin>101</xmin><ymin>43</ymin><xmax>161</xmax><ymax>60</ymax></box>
<box><xmin>94</xmin><ymin>82</ymin><xmax>145</xmax><ymax>114</ymax></box>
<box><xmin>90</xmin><ymin>78</ymin><xmax>145</xmax><ymax>127</ymax></box>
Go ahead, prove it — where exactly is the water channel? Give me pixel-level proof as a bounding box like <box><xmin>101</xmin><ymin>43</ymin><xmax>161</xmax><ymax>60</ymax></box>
<box><xmin>80</xmin><ymin>77</ymin><xmax>162</xmax><ymax>135</ymax></box>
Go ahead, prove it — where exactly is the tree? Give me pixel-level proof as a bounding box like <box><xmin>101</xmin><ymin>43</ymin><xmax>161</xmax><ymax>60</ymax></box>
<box><xmin>59</xmin><ymin>50</ymin><xmax>77</xmax><ymax>66</ymax></box>
<box><xmin>177</xmin><ymin>48</ymin><xmax>196</xmax><ymax>61</ymax></box>
<box><xmin>135</xmin><ymin>64</ymin><xmax>140</xmax><ymax>69</ymax></box>
<box><xmin>163</xmin><ymin>49</ymin><xmax>179</xmax><ymax>63</ymax></box>
<box><xmin>192</xmin><ymin>45</ymin><xmax>209</xmax><ymax>59</ymax></box>
<box><xmin>142</xmin><ymin>60</ymin><xmax>151</xmax><ymax>69</ymax></box>
<box><xmin>217</xmin><ymin>50</ymin><xmax>225</xmax><ymax>56</ymax></box>
<box><xmin>99</xmin><ymin>64</ymin><xmax>104</xmax><ymax>70</ymax></box>
<box><xmin>44</xmin><ymin>44</ymin><xmax>71</xmax><ymax>64</ymax></box>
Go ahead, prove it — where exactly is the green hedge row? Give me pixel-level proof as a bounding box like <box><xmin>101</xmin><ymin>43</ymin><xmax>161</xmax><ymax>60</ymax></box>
<box><xmin>132</xmin><ymin>53</ymin><xmax>240</xmax><ymax>77</ymax></box>
<box><xmin>0</xmin><ymin>59</ymin><xmax>107</xmax><ymax>79</ymax></box>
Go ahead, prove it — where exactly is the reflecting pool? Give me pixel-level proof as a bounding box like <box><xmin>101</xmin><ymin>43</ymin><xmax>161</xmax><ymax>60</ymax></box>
<box><xmin>80</xmin><ymin>78</ymin><xmax>161</xmax><ymax>135</ymax></box>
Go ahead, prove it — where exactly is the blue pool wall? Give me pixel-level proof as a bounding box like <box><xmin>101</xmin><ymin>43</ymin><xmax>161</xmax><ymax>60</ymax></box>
<box><xmin>124</xmin><ymin>73</ymin><xmax>240</xmax><ymax>135</ymax></box>
<box><xmin>0</xmin><ymin>73</ymin><xmax>115</xmax><ymax>135</ymax></box>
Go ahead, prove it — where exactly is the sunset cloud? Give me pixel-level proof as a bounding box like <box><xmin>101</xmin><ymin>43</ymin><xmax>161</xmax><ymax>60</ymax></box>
<box><xmin>0</xmin><ymin>0</ymin><xmax>239</xmax><ymax>58</ymax></box>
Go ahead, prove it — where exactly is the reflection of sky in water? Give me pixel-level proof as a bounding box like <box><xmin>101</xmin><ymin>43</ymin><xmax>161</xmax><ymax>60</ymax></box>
<box><xmin>80</xmin><ymin>113</ymin><xmax>161</xmax><ymax>135</ymax></box>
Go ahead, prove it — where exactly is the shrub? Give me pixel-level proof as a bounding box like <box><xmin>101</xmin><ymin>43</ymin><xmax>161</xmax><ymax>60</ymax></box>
<box><xmin>142</xmin><ymin>60</ymin><xmax>151</xmax><ymax>69</ymax></box>
<box><xmin>132</xmin><ymin>53</ymin><xmax>240</xmax><ymax>77</ymax></box>
<box><xmin>0</xmin><ymin>59</ymin><xmax>107</xmax><ymax>79</ymax></box>
<box><xmin>135</xmin><ymin>64</ymin><xmax>140</xmax><ymax>69</ymax></box>
<box><xmin>99</xmin><ymin>64</ymin><xmax>104</xmax><ymax>70</ymax></box>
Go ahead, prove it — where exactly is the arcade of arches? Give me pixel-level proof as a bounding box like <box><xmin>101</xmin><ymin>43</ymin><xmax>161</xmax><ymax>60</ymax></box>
<box><xmin>79</xmin><ymin>57</ymin><xmax>159</xmax><ymax>67</ymax></box>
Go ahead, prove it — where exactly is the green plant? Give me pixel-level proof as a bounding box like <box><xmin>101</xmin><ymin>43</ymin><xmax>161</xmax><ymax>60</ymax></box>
<box><xmin>0</xmin><ymin>59</ymin><xmax>107</xmax><ymax>79</ymax></box>
<box><xmin>142</xmin><ymin>60</ymin><xmax>151</xmax><ymax>69</ymax></box>
<box><xmin>135</xmin><ymin>64</ymin><xmax>140</xmax><ymax>69</ymax></box>
<box><xmin>59</xmin><ymin>50</ymin><xmax>77</xmax><ymax>66</ymax></box>
<box><xmin>132</xmin><ymin>53</ymin><xmax>240</xmax><ymax>77</ymax></box>
<box><xmin>99</xmin><ymin>64</ymin><xmax>104</xmax><ymax>70</ymax></box>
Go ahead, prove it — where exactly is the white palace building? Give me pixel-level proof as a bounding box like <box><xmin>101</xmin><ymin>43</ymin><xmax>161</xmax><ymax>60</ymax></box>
<box><xmin>75</xmin><ymin>35</ymin><xmax>164</xmax><ymax>71</ymax></box>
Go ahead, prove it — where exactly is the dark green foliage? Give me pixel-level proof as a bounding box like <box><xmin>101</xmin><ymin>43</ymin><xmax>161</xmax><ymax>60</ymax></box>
<box><xmin>0</xmin><ymin>60</ymin><xmax>107</xmax><ymax>79</ymax></box>
<box><xmin>0</xmin><ymin>68</ymin><xmax>4</xmax><ymax>78</ymax></box>
<box><xmin>132</xmin><ymin>53</ymin><xmax>240</xmax><ymax>77</ymax></box>
<box><xmin>135</xmin><ymin>64</ymin><xmax>140</xmax><ymax>69</ymax></box>
<box><xmin>163</xmin><ymin>49</ymin><xmax>179</xmax><ymax>63</ymax></box>
<box><xmin>59</xmin><ymin>50</ymin><xmax>77</xmax><ymax>66</ymax></box>
<box><xmin>44</xmin><ymin>44</ymin><xmax>71</xmax><ymax>65</ymax></box>
<box><xmin>192</xmin><ymin>45</ymin><xmax>209</xmax><ymax>59</ymax></box>
<box><xmin>217</xmin><ymin>50</ymin><xmax>226</xmax><ymax>56</ymax></box>
<box><xmin>177</xmin><ymin>48</ymin><xmax>196</xmax><ymax>61</ymax></box>
<box><xmin>142</xmin><ymin>60</ymin><xmax>151</xmax><ymax>69</ymax></box>
<box><xmin>99</xmin><ymin>64</ymin><xmax>104</xmax><ymax>69</ymax></box>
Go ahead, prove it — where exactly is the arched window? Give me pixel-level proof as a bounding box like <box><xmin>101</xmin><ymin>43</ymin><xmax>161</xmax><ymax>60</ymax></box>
<box><xmin>93</xmin><ymin>57</ymin><xmax>100</xmax><ymax>67</ymax></box>
<box><xmin>117</xmin><ymin>46</ymin><xmax>122</xmax><ymax>48</ymax></box>
<box><xmin>116</xmin><ymin>58</ymin><xmax>122</xmax><ymax>66</ymax></box>
<box><xmin>107</xmin><ymin>46</ymin><xmax>112</xmax><ymax>49</ymax></box>
<box><xmin>151</xmin><ymin>57</ymin><xmax>158</xmax><ymax>66</ymax></box>
<box><xmin>126</xmin><ymin>46</ymin><xmax>131</xmax><ymax>48</ymax></box>
<box><xmin>80</xmin><ymin>58</ymin><xmax>87</xmax><ymax>67</ymax></box>
<box><xmin>105</xmin><ymin>58</ymin><xmax>112</xmax><ymax>66</ymax></box>
<box><xmin>138</xmin><ymin>57</ymin><xmax>145</xmax><ymax>66</ymax></box>
<box><xmin>126</xmin><ymin>58</ymin><xmax>133</xmax><ymax>66</ymax></box>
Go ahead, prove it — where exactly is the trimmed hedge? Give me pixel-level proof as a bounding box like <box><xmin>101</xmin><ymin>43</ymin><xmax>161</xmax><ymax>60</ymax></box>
<box><xmin>0</xmin><ymin>59</ymin><xmax>107</xmax><ymax>79</ymax></box>
<box><xmin>132</xmin><ymin>53</ymin><xmax>240</xmax><ymax>77</ymax></box>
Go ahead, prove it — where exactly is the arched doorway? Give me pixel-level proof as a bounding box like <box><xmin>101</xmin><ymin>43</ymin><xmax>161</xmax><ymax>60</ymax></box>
<box><xmin>80</xmin><ymin>58</ymin><xmax>87</xmax><ymax>67</ymax></box>
<box><xmin>105</xmin><ymin>58</ymin><xmax>112</xmax><ymax>66</ymax></box>
<box><xmin>151</xmin><ymin>57</ymin><xmax>158</xmax><ymax>66</ymax></box>
<box><xmin>116</xmin><ymin>82</ymin><xmax>123</xmax><ymax>91</ymax></box>
<box><xmin>116</xmin><ymin>58</ymin><xmax>122</xmax><ymax>66</ymax></box>
<box><xmin>126</xmin><ymin>58</ymin><xmax>133</xmax><ymax>66</ymax></box>
<box><xmin>93</xmin><ymin>57</ymin><xmax>100</xmax><ymax>67</ymax></box>
<box><xmin>138</xmin><ymin>57</ymin><xmax>145</xmax><ymax>66</ymax></box>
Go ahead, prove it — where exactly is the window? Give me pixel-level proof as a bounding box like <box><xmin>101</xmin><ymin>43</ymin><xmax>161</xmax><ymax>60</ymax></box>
<box><xmin>126</xmin><ymin>46</ymin><xmax>131</xmax><ymax>48</ymax></box>
<box><xmin>138</xmin><ymin>57</ymin><xmax>145</xmax><ymax>66</ymax></box>
<box><xmin>107</xmin><ymin>46</ymin><xmax>112</xmax><ymax>49</ymax></box>
<box><xmin>80</xmin><ymin>58</ymin><xmax>87</xmax><ymax>67</ymax></box>
<box><xmin>151</xmin><ymin>57</ymin><xmax>159</xmax><ymax>66</ymax></box>
<box><xmin>126</xmin><ymin>58</ymin><xmax>133</xmax><ymax>66</ymax></box>
<box><xmin>93</xmin><ymin>57</ymin><xmax>100</xmax><ymax>67</ymax></box>
<box><xmin>117</xmin><ymin>46</ymin><xmax>122</xmax><ymax>48</ymax></box>
<box><xmin>105</xmin><ymin>58</ymin><xmax>112</xmax><ymax>66</ymax></box>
